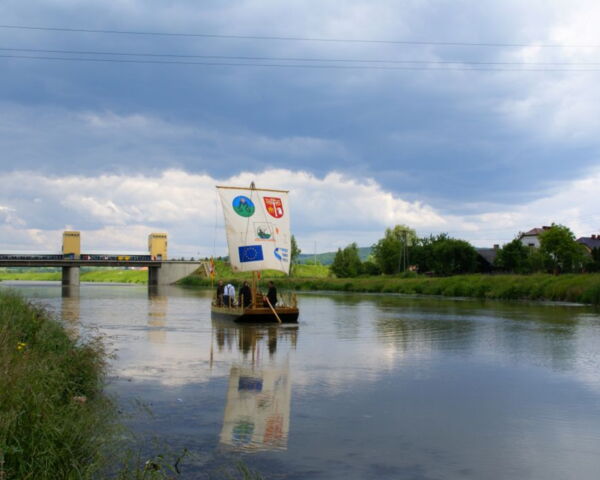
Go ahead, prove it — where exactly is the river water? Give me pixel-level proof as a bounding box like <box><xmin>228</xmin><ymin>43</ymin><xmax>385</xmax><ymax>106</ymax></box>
<box><xmin>3</xmin><ymin>281</ymin><xmax>600</xmax><ymax>479</ymax></box>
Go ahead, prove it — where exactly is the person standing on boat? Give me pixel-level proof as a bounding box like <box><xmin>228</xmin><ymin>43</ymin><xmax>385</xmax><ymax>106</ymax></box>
<box><xmin>223</xmin><ymin>282</ymin><xmax>235</xmax><ymax>307</ymax></box>
<box><xmin>239</xmin><ymin>281</ymin><xmax>252</xmax><ymax>308</ymax></box>
<box><xmin>264</xmin><ymin>281</ymin><xmax>277</xmax><ymax>307</ymax></box>
<box><xmin>215</xmin><ymin>280</ymin><xmax>224</xmax><ymax>306</ymax></box>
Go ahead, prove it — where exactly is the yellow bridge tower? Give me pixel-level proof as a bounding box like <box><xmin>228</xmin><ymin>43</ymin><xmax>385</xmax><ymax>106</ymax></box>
<box><xmin>62</xmin><ymin>231</ymin><xmax>80</xmax><ymax>259</ymax></box>
<box><xmin>148</xmin><ymin>233</ymin><xmax>168</xmax><ymax>260</ymax></box>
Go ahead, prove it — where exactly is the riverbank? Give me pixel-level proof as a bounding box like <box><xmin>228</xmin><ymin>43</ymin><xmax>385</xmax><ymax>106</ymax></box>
<box><xmin>0</xmin><ymin>290</ymin><xmax>114</xmax><ymax>479</ymax></box>
<box><xmin>181</xmin><ymin>273</ymin><xmax>600</xmax><ymax>305</ymax></box>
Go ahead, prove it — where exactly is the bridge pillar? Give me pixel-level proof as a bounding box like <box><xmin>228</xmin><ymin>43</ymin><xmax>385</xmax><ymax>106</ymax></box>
<box><xmin>148</xmin><ymin>266</ymin><xmax>160</xmax><ymax>286</ymax></box>
<box><xmin>62</xmin><ymin>266</ymin><xmax>80</xmax><ymax>286</ymax></box>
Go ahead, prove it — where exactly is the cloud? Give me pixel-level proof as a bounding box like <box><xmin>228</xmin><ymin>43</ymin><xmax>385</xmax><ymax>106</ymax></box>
<box><xmin>3</xmin><ymin>2</ymin><xmax>600</xmax><ymax>207</ymax></box>
<box><xmin>0</xmin><ymin>166</ymin><xmax>599</xmax><ymax>256</ymax></box>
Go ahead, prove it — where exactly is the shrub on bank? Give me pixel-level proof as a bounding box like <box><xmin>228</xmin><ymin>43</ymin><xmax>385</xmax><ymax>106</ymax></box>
<box><xmin>0</xmin><ymin>291</ymin><xmax>114</xmax><ymax>479</ymax></box>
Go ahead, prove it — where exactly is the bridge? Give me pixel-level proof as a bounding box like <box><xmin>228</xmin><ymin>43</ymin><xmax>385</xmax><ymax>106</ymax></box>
<box><xmin>0</xmin><ymin>231</ymin><xmax>206</xmax><ymax>286</ymax></box>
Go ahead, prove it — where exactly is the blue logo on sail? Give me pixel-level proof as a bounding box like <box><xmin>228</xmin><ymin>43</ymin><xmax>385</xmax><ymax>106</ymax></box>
<box><xmin>274</xmin><ymin>247</ymin><xmax>289</xmax><ymax>262</ymax></box>
<box><xmin>238</xmin><ymin>245</ymin><xmax>264</xmax><ymax>263</ymax></box>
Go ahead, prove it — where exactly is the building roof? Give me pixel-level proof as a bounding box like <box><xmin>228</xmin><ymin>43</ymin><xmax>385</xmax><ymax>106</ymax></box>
<box><xmin>577</xmin><ymin>236</ymin><xmax>600</xmax><ymax>250</ymax></box>
<box><xmin>520</xmin><ymin>226</ymin><xmax>551</xmax><ymax>237</ymax></box>
<box><xmin>476</xmin><ymin>248</ymin><xmax>498</xmax><ymax>265</ymax></box>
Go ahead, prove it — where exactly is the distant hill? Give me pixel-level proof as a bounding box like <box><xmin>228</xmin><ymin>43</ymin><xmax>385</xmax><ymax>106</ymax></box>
<box><xmin>297</xmin><ymin>246</ymin><xmax>372</xmax><ymax>265</ymax></box>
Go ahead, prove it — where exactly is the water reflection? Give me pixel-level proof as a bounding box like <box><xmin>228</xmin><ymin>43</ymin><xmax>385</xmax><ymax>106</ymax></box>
<box><xmin>212</xmin><ymin>320</ymin><xmax>298</xmax><ymax>359</ymax></box>
<box><xmin>212</xmin><ymin>321</ymin><xmax>297</xmax><ymax>452</ymax></box>
<box><xmin>148</xmin><ymin>286</ymin><xmax>168</xmax><ymax>344</ymax></box>
<box><xmin>61</xmin><ymin>285</ymin><xmax>80</xmax><ymax>338</ymax></box>
<box><xmin>220</xmin><ymin>363</ymin><xmax>291</xmax><ymax>452</ymax></box>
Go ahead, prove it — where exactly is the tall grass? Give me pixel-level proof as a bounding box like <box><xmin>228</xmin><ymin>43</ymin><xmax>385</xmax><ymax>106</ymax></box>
<box><xmin>0</xmin><ymin>291</ymin><xmax>114</xmax><ymax>479</ymax></box>
<box><xmin>182</xmin><ymin>273</ymin><xmax>600</xmax><ymax>306</ymax></box>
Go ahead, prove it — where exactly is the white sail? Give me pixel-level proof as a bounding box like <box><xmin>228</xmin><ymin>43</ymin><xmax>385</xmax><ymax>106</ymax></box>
<box><xmin>217</xmin><ymin>186</ymin><xmax>291</xmax><ymax>274</ymax></box>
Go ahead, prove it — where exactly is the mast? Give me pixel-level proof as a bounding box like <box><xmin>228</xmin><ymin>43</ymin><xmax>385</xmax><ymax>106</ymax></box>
<box><xmin>250</xmin><ymin>181</ymin><xmax>257</xmax><ymax>309</ymax></box>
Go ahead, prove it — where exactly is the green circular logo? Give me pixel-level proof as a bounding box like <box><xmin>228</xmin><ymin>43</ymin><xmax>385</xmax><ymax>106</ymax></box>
<box><xmin>232</xmin><ymin>196</ymin><xmax>255</xmax><ymax>217</ymax></box>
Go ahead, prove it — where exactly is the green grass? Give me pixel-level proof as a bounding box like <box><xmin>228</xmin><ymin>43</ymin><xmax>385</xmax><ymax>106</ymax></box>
<box><xmin>0</xmin><ymin>270</ymin><xmax>148</xmax><ymax>284</ymax></box>
<box><xmin>182</xmin><ymin>271</ymin><xmax>600</xmax><ymax>306</ymax></box>
<box><xmin>80</xmin><ymin>270</ymin><xmax>148</xmax><ymax>284</ymax></box>
<box><xmin>0</xmin><ymin>271</ymin><xmax>61</xmax><ymax>281</ymax></box>
<box><xmin>0</xmin><ymin>290</ymin><xmax>115</xmax><ymax>479</ymax></box>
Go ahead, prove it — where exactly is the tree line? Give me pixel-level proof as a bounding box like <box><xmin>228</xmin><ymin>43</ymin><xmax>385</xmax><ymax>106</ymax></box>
<box><xmin>330</xmin><ymin>224</ymin><xmax>600</xmax><ymax>278</ymax></box>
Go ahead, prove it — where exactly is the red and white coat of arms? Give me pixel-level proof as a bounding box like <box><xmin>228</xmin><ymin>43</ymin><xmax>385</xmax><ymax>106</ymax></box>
<box><xmin>263</xmin><ymin>197</ymin><xmax>284</xmax><ymax>218</ymax></box>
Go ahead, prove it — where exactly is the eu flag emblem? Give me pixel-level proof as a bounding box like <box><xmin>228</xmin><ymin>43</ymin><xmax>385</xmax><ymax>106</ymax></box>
<box><xmin>238</xmin><ymin>245</ymin><xmax>264</xmax><ymax>263</ymax></box>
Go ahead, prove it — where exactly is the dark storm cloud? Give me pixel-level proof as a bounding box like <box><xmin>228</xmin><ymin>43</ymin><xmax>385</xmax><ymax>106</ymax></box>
<box><xmin>1</xmin><ymin>0</ymin><xmax>600</xmax><ymax>214</ymax></box>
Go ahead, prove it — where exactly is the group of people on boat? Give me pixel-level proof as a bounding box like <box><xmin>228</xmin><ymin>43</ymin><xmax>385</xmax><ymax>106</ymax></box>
<box><xmin>215</xmin><ymin>279</ymin><xmax>277</xmax><ymax>309</ymax></box>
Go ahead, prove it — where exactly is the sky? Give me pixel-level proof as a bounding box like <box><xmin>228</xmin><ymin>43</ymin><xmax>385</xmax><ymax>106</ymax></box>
<box><xmin>1</xmin><ymin>0</ymin><xmax>600</xmax><ymax>256</ymax></box>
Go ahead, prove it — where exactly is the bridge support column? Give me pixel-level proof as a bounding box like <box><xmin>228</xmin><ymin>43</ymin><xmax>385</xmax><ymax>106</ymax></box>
<box><xmin>148</xmin><ymin>266</ymin><xmax>160</xmax><ymax>286</ymax></box>
<box><xmin>62</xmin><ymin>266</ymin><xmax>80</xmax><ymax>286</ymax></box>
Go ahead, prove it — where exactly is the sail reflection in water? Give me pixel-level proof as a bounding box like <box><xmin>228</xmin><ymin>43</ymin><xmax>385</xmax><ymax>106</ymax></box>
<box><xmin>220</xmin><ymin>364</ymin><xmax>291</xmax><ymax>451</ymax></box>
<box><xmin>214</xmin><ymin>322</ymin><xmax>297</xmax><ymax>452</ymax></box>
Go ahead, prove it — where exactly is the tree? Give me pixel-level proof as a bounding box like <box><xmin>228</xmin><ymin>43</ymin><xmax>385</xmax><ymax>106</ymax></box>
<box><xmin>372</xmin><ymin>225</ymin><xmax>417</xmax><ymax>274</ymax></box>
<box><xmin>330</xmin><ymin>243</ymin><xmax>363</xmax><ymax>278</ymax></box>
<box><xmin>411</xmin><ymin>234</ymin><xmax>478</xmax><ymax>275</ymax></box>
<box><xmin>290</xmin><ymin>235</ymin><xmax>301</xmax><ymax>276</ymax></box>
<box><xmin>362</xmin><ymin>258</ymin><xmax>382</xmax><ymax>276</ymax></box>
<box><xmin>539</xmin><ymin>224</ymin><xmax>586</xmax><ymax>273</ymax></box>
<box><xmin>431</xmin><ymin>237</ymin><xmax>478</xmax><ymax>275</ymax></box>
<box><xmin>494</xmin><ymin>238</ymin><xmax>531</xmax><ymax>273</ymax></box>
<box><xmin>588</xmin><ymin>248</ymin><xmax>600</xmax><ymax>272</ymax></box>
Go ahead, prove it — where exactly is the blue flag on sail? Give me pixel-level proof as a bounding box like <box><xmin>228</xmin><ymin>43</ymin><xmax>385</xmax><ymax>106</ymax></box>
<box><xmin>238</xmin><ymin>245</ymin><xmax>264</xmax><ymax>263</ymax></box>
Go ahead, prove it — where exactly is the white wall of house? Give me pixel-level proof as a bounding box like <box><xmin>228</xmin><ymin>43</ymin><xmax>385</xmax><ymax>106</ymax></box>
<box><xmin>520</xmin><ymin>234</ymin><xmax>541</xmax><ymax>248</ymax></box>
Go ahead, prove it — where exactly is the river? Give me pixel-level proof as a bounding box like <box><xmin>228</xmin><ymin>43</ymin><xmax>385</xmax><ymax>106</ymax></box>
<box><xmin>2</xmin><ymin>281</ymin><xmax>600</xmax><ymax>479</ymax></box>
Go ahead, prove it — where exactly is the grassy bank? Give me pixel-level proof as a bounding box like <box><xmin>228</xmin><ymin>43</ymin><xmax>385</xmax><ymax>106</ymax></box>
<box><xmin>181</xmin><ymin>273</ymin><xmax>600</xmax><ymax>305</ymax></box>
<box><xmin>0</xmin><ymin>270</ymin><xmax>147</xmax><ymax>283</ymax></box>
<box><xmin>0</xmin><ymin>291</ymin><xmax>114</xmax><ymax>479</ymax></box>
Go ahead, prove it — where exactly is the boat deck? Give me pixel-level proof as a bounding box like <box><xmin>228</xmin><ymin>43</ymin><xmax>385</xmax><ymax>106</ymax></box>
<box><xmin>211</xmin><ymin>304</ymin><xmax>299</xmax><ymax>323</ymax></box>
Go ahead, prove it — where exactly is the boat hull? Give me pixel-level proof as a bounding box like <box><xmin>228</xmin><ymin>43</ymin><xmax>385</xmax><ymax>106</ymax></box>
<box><xmin>211</xmin><ymin>305</ymin><xmax>299</xmax><ymax>324</ymax></box>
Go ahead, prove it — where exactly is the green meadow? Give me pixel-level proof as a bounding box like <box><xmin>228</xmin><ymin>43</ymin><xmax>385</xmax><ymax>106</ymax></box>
<box><xmin>0</xmin><ymin>269</ymin><xmax>148</xmax><ymax>283</ymax></box>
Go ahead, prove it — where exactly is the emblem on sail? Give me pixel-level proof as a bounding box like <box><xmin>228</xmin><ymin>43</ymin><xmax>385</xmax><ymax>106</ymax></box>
<box><xmin>254</xmin><ymin>222</ymin><xmax>274</xmax><ymax>241</ymax></box>
<box><xmin>238</xmin><ymin>245</ymin><xmax>264</xmax><ymax>263</ymax></box>
<box><xmin>263</xmin><ymin>197</ymin><xmax>284</xmax><ymax>219</ymax></box>
<box><xmin>232</xmin><ymin>196</ymin><xmax>255</xmax><ymax>217</ymax></box>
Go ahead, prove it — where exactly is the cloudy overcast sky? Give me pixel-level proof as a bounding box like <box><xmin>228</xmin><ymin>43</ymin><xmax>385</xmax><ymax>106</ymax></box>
<box><xmin>1</xmin><ymin>0</ymin><xmax>599</xmax><ymax>256</ymax></box>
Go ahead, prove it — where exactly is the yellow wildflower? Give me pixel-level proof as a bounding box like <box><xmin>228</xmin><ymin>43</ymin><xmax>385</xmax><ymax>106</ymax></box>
<box><xmin>16</xmin><ymin>342</ymin><xmax>26</xmax><ymax>351</ymax></box>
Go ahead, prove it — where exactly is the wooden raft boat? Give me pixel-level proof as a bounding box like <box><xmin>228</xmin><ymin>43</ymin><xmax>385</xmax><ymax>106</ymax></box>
<box><xmin>210</xmin><ymin>183</ymin><xmax>300</xmax><ymax>324</ymax></box>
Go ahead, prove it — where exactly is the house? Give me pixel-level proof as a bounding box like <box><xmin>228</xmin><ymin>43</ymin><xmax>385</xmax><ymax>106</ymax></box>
<box><xmin>576</xmin><ymin>234</ymin><xmax>600</xmax><ymax>253</ymax></box>
<box><xmin>476</xmin><ymin>246</ymin><xmax>499</xmax><ymax>272</ymax></box>
<box><xmin>518</xmin><ymin>226</ymin><xmax>551</xmax><ymax>248</ymax></box>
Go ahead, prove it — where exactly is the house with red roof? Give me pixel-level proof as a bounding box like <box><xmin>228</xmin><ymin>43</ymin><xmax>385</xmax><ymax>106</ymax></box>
<box><xmin>518</xmin><ymin>226</ymin><xmax>551</xmax><ymax>248</ymax></box>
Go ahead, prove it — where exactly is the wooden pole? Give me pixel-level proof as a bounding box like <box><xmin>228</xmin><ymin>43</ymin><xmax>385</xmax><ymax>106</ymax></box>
<box><xmin>265</xmin><ymin>296</ymin><xmax>282</xmax><ymax>324</ymax></box>
<box><xmin>251</xmin><ymin>271</ymin><xmax>257</xmax><ymax>308</ymax></box>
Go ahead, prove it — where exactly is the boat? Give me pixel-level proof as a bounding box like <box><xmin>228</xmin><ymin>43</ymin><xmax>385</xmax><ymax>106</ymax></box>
<box><xmin>210</xmin><ymin>183</ymin><xmax>299</xmax><ymax>324</ymax></box>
